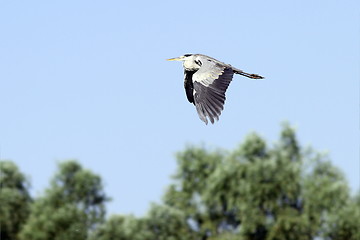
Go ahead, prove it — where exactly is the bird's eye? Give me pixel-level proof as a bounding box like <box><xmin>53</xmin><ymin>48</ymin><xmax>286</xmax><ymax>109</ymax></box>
<box><xmin>195</xmin><ymin>59</ymin><xmax>202</xmax><ymax>66</ymax></box>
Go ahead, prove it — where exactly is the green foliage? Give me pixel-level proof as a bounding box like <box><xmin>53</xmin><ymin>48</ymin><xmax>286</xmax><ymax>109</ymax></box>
<box><xmin>0</xmin><ymin>161</ymin><xmax>31</xmax><ymax>240</ymax></box>
<box><xmin>90</xmin><ymin>214</ymin><xmax>153</xmax><ymax>240</ymax></box>
<box><xmin>18</xmin><ymin>160</ymin><xmax>109</xmax><ymax>240</ymax></box>
<box><xmin>2</xmin><ymin>124</ymin><xmax>358</xmax><ymax>240</ymax></box>
<box><xmin>19</xmin><ymin>202</ymin><xmax>88</xmax><ymax>240</ymax></box>
<box><xmin>160</xmin><ymin>124</ymin><xmax>355</xmax><ymax>239</ymax></box>
<box><xmin>92</xmin><ymin>204</ymin><xmax>196</xmax><ymax>240</ymax></box>
<box><xmin>323</xmin><ymin>193</ymin><xmax>360</xmax><ymax>240</ymax></box>
<box><xmin>144</xmin><ymin>204</ymin><xmax>197</xmax><ymax>240</ymax></box>
<box><xmin>91</xmin><ymin>124</ymin><xmax>360</xmax><ymax>240</ymax></box>
<box><xmin>302</xmin><ymin>155</ymin><xmax>350</xmax><ymax>237</ymax></box>
<box><xmin>90</xmin><ymin>124</ymin><xmax>357</xmax><ymax>240</ymax></box>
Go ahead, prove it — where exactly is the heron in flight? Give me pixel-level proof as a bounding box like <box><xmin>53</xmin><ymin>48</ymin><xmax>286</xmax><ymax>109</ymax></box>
<box><xmin>167</xmin><ymin>54</ymin><xmax>264</xmax><ymax>124</ymax></box>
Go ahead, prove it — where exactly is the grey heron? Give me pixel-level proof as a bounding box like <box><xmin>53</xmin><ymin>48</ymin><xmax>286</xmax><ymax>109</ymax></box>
<box><xmin>167</xmin><ymin>54</ymin><xmax>264</xmax><ymax>124</ymax></box>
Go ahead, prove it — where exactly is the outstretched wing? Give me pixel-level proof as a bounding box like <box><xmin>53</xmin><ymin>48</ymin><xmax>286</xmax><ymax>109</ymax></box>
<box><xmin>192</xmin><ymin>59</ymin><xmax>234</xmax><ymax>124</ymax></box>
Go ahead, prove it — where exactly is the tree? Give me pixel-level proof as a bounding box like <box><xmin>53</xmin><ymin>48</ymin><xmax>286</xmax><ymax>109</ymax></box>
<box><xmin>90</xmin><ymin>214</ymin><xmax>153</xmax><ymax>240</ymax></box>
<box><xmin>91</xmin><ymin>204</ymin><xmax>196</xmax><ymax>240</ymax></box>
<box><xmin>144</xmin><ymin>203</ymin><xmax>197</xmax><ymax>240</ymax></box>
<box><xmin>18</xmin><ymin>160</ymin><xmax>109</xmax><ymax>240</ymax></box>
<box><xmin>323</xmin><ymin>193</ymin><xmax>360</xmax><ymax>240</ymax></box>
<box><xmin>4</xmin><ymin>124</ymin><xmax>358</xmax><ymax>240</ymax></box>
<box><xmin>0</xmin><ymin>161</ymin><xmax>32</xmax><ymax>240</ymax></box>
<box><xmin>161</xmin><ymin>123</ymin><xmax>355</xmax><ymax>240</ymax></box>
<box><xmin>89</xmin><ymin>124</ymin><xmax>358</xmax><ymax>239</ymax></box>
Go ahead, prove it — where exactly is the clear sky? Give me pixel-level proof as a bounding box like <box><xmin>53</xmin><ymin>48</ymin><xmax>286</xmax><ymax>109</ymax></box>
<box><xmin>1</xmin><ymin>0</ymin><xmax>359</xmax><ymax>216</ymax></box>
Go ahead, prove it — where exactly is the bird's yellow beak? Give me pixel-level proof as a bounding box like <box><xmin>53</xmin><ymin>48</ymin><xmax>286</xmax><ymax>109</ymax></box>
<box><xmin>166</xmin><ymin>57</ymin><xmax>183</xmax><ymax>61</ymax></box>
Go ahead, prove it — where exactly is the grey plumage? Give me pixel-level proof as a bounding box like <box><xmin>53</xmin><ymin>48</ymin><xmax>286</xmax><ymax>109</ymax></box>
<box><xmin>167</xmin><ymin>54</ymin><xmax>264</xmax><ymax>124</ymax></box>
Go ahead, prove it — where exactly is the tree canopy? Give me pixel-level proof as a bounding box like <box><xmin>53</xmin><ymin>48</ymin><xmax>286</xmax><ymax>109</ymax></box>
<box><xmin>0</xmin><ymin>161</ymin><xmax>32</xmax><ymax>240</ymax></box>
<box><xmin>1</xmin><ymin>124</ymin><xmax>359</xmax><ymax>240</ymax></box>
<box><xmin>18</xmin><ymin>161</ymin><xmax>109</xmax><ymax>240</ymax></box>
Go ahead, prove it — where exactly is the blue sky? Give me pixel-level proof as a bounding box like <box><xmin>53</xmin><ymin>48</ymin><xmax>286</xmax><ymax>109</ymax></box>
<box><xmin>0</xmin><ymin>0</ymin><xmax>358</xmax><ymax>216</ymax></box>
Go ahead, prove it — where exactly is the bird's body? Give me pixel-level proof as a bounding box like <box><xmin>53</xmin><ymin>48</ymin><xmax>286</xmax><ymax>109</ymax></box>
<box><xmin>167</xmin><ymin>54</ymin><xmax>264</xmax><ymax>124</ymax></box>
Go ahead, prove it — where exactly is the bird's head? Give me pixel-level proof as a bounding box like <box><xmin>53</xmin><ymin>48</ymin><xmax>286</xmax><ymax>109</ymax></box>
<box><xmin>166</xmin><ymin>54</ymin><xmax>193</xmax><ymax>61</ymax></box>
<box><xmin>167</xmin><ymin>54</ymin><xmax>201</xmax><ymax>70</ymax></box>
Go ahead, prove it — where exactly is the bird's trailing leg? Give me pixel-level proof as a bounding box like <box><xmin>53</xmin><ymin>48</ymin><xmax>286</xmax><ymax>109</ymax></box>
<box><xmin>233</xmin><ymin>69</ymin><xmax>264</xmax><ymax>79</ymax></box>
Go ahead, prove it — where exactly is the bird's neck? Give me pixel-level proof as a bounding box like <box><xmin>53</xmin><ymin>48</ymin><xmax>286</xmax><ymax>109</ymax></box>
<box><xmin>183</xmin><ymin>60</ymin><xmax>199</xmax><ymax>71</ymax></box>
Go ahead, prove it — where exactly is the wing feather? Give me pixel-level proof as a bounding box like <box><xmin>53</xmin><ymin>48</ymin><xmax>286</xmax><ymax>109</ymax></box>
<box><xmin>192</xmin><ymin>67</ymin><xmax>235</xmax><ymax>124</ymax></box>
<box><xmin>202</xmin><ymin>102</ymin><xmax>216</xmax><ymax>124</ymax></box>
<box><xmin>195</xmin><ymin>102</ymin><xmax>208</xmax><ymax>124</ymax></box>
<box><xmin>193</xmin><ymin>59</ymin><xmax>225</xmax><ymax>86</ymax></box>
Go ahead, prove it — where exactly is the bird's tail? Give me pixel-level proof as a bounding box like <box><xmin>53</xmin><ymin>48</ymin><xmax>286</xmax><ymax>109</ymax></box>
<box><xmin>233</xmin><ymin>69</ymin><xmax>264</xmax><ymax>79</ymax></box>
